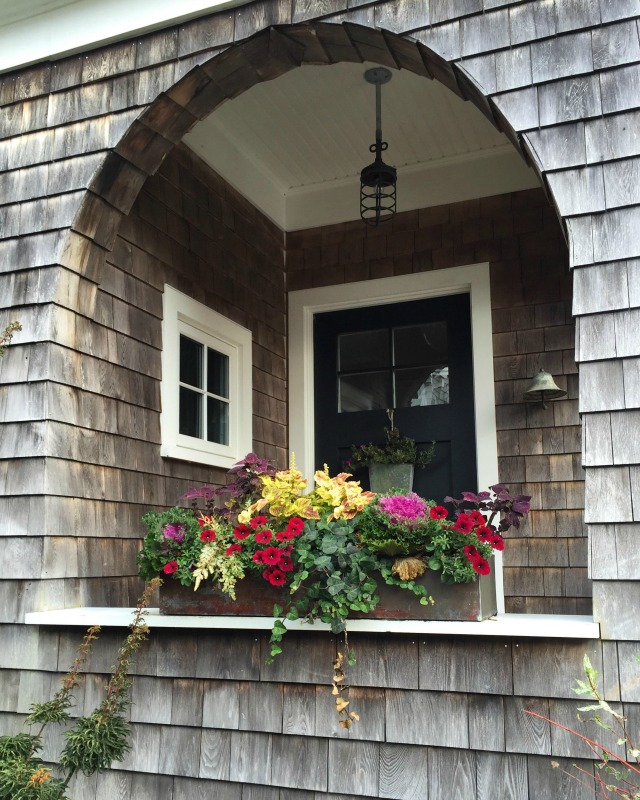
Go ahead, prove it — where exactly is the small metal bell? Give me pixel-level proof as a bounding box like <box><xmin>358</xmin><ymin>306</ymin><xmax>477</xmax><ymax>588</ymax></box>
<box><xmin>522</xmin><ymin>370</ymin><xmax>567</xmax><ymax>408</ymax></box>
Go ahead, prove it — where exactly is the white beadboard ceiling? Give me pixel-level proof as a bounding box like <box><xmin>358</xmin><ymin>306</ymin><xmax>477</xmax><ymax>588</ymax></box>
<box><xmin>184</xmin><ymin>61</ymin><xmax>539</xmax><ymax>232</ymax></box>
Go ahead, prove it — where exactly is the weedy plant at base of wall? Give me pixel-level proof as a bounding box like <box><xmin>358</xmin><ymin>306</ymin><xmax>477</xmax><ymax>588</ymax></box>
<box><xmin>524</xmin><ymin>654</ymin><xmax>640</xmax><ymax>799</ymax></box>
<box><xmin>0</xmin><ymin>579</ymin><xmax>159</xmax><ymax>800</ymax></box>
<box><xmin>0</xmin><ymin>321</ymin><xmax>21</xmax><ymax>359</ymax></box>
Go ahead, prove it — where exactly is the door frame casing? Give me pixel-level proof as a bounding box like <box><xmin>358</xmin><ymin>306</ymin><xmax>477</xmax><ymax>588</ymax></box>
<box><xmin>288</xmin><ymin>263</ymin><xmax>502</xmax><ymax>609</ymax></box>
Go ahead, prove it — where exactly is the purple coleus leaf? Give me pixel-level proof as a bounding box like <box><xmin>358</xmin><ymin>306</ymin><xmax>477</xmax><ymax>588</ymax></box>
<box><xmin>182</xmin><ymin>486</ymin><xmax>215</xmax><ymax>500</ymax></box>
<box><xmin>512</xmin><ymin>497</ymin><xmax>531</xmax><ymax>514</ymax></box>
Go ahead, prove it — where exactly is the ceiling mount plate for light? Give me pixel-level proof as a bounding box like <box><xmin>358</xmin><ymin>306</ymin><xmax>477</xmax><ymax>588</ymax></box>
<box><xmin>364</xmin><ymin>67</ymin><xmax>393</xmax><ymax>86</ymax></box>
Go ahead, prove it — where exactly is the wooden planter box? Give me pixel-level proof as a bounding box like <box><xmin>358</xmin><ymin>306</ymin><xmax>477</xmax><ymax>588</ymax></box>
<box><xmin>354</xmin><ymin>571</ymin><xmax>497</xmax><ymax>622</ymax></box>
<box><xmin>160</xmin><ymin>571</ymin><xmax>496</xmax><ymax>622</ymax></box>
<box><xmin>160</xmin><ymin>575</ymin><xmax>289</xmax><ymax>616</ymax></box>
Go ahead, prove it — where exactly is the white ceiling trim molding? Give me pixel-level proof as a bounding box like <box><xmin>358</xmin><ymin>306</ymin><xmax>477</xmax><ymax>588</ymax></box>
<box><xmin>0</xmin><ymin>0</ymin><xmax>248</xmax><ymax>73</ymax></box>
<box><xmin>186</xmin><ymin>133</ymin><xmax>538</xmax><ymax>231</ymax></box>
<box><xmin>183</xmin><ymin>61</ymin><xmax>540</xmax><ymax>231</ymax></box>
<box><xmin>184</xmin><ymin>119</ymin><xmax>288</xmax><ymax>229</ymax></box>
<box><xmin>283</xmin><ymin>146</ymin><xmax>538</xmax><ymax>231</ymax></box>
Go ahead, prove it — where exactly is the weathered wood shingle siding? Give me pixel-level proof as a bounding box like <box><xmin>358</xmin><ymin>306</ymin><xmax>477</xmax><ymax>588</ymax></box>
<box><xmin>1</xmin><ymin>0</ymin><xmax>640</xmax><ymax>797</ymax></box>
<box><xmin>0</xmin><ymin>628</ymin><xmax>620</xmax><ymax>798</ymax></box>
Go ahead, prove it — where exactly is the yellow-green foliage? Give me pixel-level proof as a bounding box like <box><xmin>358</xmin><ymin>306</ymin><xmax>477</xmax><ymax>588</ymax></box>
<box><xmin>192</xmin><ymin>535</ymin><xmax>246</xmax><ymax>596</ymax></box>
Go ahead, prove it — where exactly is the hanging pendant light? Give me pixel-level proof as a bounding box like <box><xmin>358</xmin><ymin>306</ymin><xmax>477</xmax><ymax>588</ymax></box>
<box><xmin>360</xmin><ymin>67</ymin><xmax>397</xmax><ymax>227</ymax></box>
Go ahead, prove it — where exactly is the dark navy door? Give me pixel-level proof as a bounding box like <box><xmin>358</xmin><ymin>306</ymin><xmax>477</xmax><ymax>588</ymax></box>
<box><xmin>313</xmin><ymin>293</ymin><xmax>477</xmax><ymax>500</ymax></box>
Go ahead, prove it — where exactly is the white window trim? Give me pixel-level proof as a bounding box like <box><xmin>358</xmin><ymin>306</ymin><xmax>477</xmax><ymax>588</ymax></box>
<box><xmin>161</xmin><ymin>285</ymin><xmax>252</xmax><ymax>469</ymax></box>
<box><xmin>288</xmin><ymin>263</ymin><xmax>504</xmax><ymax>612</ymax></box>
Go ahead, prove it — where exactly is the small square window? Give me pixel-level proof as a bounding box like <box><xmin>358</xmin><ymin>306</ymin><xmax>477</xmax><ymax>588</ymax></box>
<box><xmin>161</xmin><ymin>286</ymin><xmax>252</xmax><ymax>468</ymax></box>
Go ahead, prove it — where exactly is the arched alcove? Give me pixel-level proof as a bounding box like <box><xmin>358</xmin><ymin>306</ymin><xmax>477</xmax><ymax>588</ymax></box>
<box><xmin>64</xmin><ymin>21</ymin><xmax>550</xmax><ymax>287</ymax></box>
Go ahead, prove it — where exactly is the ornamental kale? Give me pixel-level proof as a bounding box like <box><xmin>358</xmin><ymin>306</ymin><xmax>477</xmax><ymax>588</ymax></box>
<box><xmin>358</xmin><ymin>490</ymin><xmax>498</xmax><ymax>583</ymax></box>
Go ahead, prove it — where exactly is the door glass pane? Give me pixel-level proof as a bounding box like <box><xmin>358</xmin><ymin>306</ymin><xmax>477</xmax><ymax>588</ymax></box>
<box><xmin>180</xmin><ymin>336</ymin><xmax>203</xmax><ymax>388</ymax></box>
<box><xmin>179</xmin><ymin>387</ymin><xmax>202</xmax><ymax>437</ymax></box>
<box><xmin>207</xmin><ymin>397</ymin><xmax>229</xmax><ymax>445</ymax></box>
<box><xmin>395</xmin><ymin>366</ymin><xmax>449</xmax><ymax>407</ymax></box>
<box><xmin>339</xmin><ymin>330</ymin><xmax>389</xmax><ymax>372</ymax></box>
<box><xmin>339</xmin><ymin>371</ymin><xmax>390</xmax><ymax>412</ymax></box>
<box><xmin>207</xmin><ymin>348</ymin><xmax>229</xmax><ymax>398</ymax></box>
<box><xmin>393</xmin><ymin>322</ymin><xmax>447</xmax><ymax>367</ymax></box>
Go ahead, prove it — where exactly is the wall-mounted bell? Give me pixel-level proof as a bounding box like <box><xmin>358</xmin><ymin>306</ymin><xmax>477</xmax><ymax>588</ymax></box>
<box><xmin>522</xmin><ymin>370</ymin><xmax>567</xmax><ymax>409</ymax></box>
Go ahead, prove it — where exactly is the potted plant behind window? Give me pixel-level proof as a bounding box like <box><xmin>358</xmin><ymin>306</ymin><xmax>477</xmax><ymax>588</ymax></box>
<box><xmin>347</xmin><ymin>409</ymin><xmax>435</xmax><ymax>492</ymax></box>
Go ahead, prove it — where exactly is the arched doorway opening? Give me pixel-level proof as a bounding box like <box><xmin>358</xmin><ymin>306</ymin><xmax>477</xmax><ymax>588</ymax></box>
<box><xmin>70</xmin><ymin>21</ymin><xmax>579</xmax><ymax>616</ymax></box>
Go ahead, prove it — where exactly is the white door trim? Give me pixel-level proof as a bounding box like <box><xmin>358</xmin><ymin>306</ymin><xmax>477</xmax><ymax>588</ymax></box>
<box><xmin>288</xmin><ymin>263</ymin><xmax>503</xmax><ymax>611</ymax></box>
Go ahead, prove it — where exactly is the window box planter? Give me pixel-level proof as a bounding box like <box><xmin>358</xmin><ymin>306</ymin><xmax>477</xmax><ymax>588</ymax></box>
<box><xmin>159</xmin><ymin>575</ymin><xmax>289</xmax><ymax>616</ymax></box>
<box><xmin>159</xmin><ymin>570</ymin><xmax>496</xmax><ymax>622</ymax></box>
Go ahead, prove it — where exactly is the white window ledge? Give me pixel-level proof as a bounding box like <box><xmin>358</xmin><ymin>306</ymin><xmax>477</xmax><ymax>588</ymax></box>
<box><xmin>24</xmin><ymin>608</ymin><xmax>600</xmax><ymax>638</ymax></box>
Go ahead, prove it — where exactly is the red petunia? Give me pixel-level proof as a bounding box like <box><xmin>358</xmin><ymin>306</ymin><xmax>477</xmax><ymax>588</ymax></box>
<box><xmin>454</xmin><ymin>514</ymin><xmax>474</xmax><ymax>534</ymax></box>
<box><xmin>281</xmin><ymin>545</ymin><xmax>293</xmax><ymax>556</ymax></box>
<box><xmin>197</xmin><ymin>518</ymin><xmax>206</xmax><ymax>527</ymax></box>
<box><xmin>286</xmin><ymin>517</ymin><xmax>305</xmax><ymax>535</ymax></box>
<box><xmin>255</xmin><ymin>529</ymin><xmax>273</xmax><ymax>544</ymax></box>
<box><xmin>226</xmin><ymin>543</ymin><xmax>242</xmax><ymax>556</ymax></box>
<box><xmin>475</xmin><ymin>525</ymin><xmax>492</xmax><ymax>543</ymax></box>
<box><xmin>252</xmin><ymin>551</ymin><xmax>264</xmax><ymax>564</ymax></box>
<box><xmin>200</xmin><ymin>530</ymin><xmax>216</xmax><ymax>542</ymax></box>
<box><xmin>234</xmin><ymin>524</ymin><xmax>251</xmax><ymax>540</ymax></box>
<box><xmin>279</xmin><ymin>555</ymin><xmax>294</xmax><ymax>572</ymax></box>
<box><xmin>489</xmin><ymin>533</ymin><xmax>504</xmax><ymax>551</ymax></box>
<box><xmin>430</xmin><ymin>505</ymin><xmax>448</xmax><ymax>520</ymax></box>
<box><xmin>261</xmin><ymin>546</ymin><xmax>281</xmax><ymax>565</ymax></box>
<box><xmin>267</xmin><ymin>569</ymin><xmax>286</xmax><ymax>586</ymax></box>
<box><xmin>163</xmin><ymin>561</ymin><xmax>178</xmax><ymax>574</ymax></box>
<box><xmin>472</xmin><ymin>557</ymin><xmax>491</xmax><ymax>575</ymax></box>
<box><xmin>464</xmin><ymin>544</ymin><xmax>479</xmax><ymax>561</ymax></box>
<box><xmin>276</xmin><ymin>530</ymin><xmax>294</xmax><ymax>542</ymax></box>
<box><xmin>250</xmin><ymin>515</ymin><xmax>268</xmax><ymax>529</ymax></box>
<box><xmin>470</xmin><ymin>510</ymin><xmax>486</xmax><ymax>526</ymax></box>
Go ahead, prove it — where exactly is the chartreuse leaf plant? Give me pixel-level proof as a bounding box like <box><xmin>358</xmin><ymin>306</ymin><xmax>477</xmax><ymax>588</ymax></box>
<box><xmin>0</xmin><ymin>580</ymin><xmax>158</xmax><ymax>800</ymax></box>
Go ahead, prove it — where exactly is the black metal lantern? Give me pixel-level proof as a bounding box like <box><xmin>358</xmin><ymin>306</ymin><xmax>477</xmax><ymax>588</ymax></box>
<box><xmin>360</xmin><ymin>67</ymin><xmax>397</xmax><ymax>227</ymax></box>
